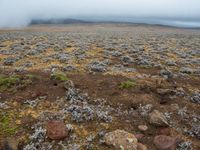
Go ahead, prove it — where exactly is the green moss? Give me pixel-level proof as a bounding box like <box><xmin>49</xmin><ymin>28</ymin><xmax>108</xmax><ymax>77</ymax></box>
<box><xmin>25</xmin><ymin>74</ymin><xmax>36</xmax><ymax>79</ymax></box>
<box><xmin>0</xmin><ymin>74</ymin><xmax>34</xmax><ymax>92</ymax></box>
<box><xmin>0</xmin><ymin>75</ymin><xmax>20</xmax><ymax>90</ymax></box>
<box><xmin>139</xmin><ymin>65</ymin><xmax>151</xmax><ymax>69</ymax></box>
<box><xmin>0</xmin><ymin>113</ymin><xmax>18</xmax><ymax>136</ymax></box>
<box><xmin>51</xmin><ymin>72</ymin><xmax>69</xmax><ymax>81</ymax></box>
<box><xmin>119</xmin><ymin>80</ymin><xmax>137</xmax><ymax>89</ymax></box>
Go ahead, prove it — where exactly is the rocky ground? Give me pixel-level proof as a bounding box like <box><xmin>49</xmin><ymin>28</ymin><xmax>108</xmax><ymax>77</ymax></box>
<box><xmin>0</xmin><ymin>24</ymin><xmax>199</xmax><ymax>150</ymax></box>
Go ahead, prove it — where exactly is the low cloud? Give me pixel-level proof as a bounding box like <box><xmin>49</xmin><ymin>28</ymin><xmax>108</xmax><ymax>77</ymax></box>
<box><xmin>0</xmin><ymin>0</ymin><xmax>200</xmax><ymax>28</ymax></box>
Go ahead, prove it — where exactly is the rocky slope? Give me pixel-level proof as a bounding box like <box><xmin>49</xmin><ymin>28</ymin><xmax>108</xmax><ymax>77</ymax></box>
<box><xmin>0</xmin><ymin>24</ymin><xmax>199</xmax><ymax>149</ymax></box>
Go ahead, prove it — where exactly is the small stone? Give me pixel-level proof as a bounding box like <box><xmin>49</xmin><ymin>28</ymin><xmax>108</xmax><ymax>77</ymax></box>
<box><xmin>138</xmin><ymin>125</ymin><xmax>148</xmax><ymax>131</ymax></box>
<box><xmin>47</xmin><ymin>120</ymin><xmax>68</xmax><ymax>140</ymax></box>
<box><xmin>153</xmin><ymin>135</ymin><xmax>178</xmax><ymax>150</ymax></box>
<box><xmin>149</xmin><ymin>110</ymin><xmax>169</xmax><ymax>127</ymax></box>
<box><xmin>1</xmin><ymin>137</ymin><xmax>18</xmax><ymax>150</ymax></box>
<box><xmin>156</xmin><ymin>89</ymin><xmax>175</xmax><ymax>96</ymax></box>
<box><xmin>104</xmin><ymin>129</ymin><xmax>138</xmax><ymax>150</ymax></box>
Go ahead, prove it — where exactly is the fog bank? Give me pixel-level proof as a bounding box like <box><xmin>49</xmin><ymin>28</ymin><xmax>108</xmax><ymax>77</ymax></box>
<box><xmin>0</xmin><ymin>0</ymin><xmax>200</xmax><ymax>28</ymax></box>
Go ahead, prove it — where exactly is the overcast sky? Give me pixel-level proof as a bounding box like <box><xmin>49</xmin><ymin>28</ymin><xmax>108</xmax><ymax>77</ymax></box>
<box><xmin>0</xmin><ymin>0</ymin><xmax>200</xmax><ymax>28</ymax></box>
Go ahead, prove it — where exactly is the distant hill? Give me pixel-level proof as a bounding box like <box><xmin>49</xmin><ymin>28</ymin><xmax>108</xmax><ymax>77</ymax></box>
<box><xmin>29</xmin><ymin>18</ymin><xmax>90</xmax><ymax>25</ymax></box>
<box><xmin>29</xmin><ymin>18</ymin><xmax>200</xmax><ymax>29</ymax></box>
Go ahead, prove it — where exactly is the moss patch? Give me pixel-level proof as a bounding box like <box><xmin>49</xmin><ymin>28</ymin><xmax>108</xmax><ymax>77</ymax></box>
<box><xmin>50</xmin><ymin>71</ymin><xmax>69</xmax><ymax>81</ymax></box>
<box><xmin>0</xmin><ymin>74</ymin><xmax>34</xmax><ymax>92</ymax></box>
<box><xmin>0</xmin><ymin>113</ymin><xmax>18</xmax><ymax>136</ymax></box>
<box><xmin>0</xmin><ymin>75</ymin><xmax>20</xmax><ymax>91</ymax></box>
<box><xmin>119</xmin><ymin>80</ymin><xmax>137</xmax><ymax>89</ymax></box>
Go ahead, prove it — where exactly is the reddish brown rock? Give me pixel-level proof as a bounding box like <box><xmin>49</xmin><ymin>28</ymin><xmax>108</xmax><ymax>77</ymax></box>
<box><xmin>47</xmin><ymin>120</ymin><xmax>68</xmax><ymax>140</ymax></box>
<box><xmin>153</xmin><ymin>135</ymin><xmax>178</xmax><ymax>150</ymax></box>
<box><xmin>157</xmin><ymin>128</ymin><xmax>171</xmax><ymax>136</ymax></box>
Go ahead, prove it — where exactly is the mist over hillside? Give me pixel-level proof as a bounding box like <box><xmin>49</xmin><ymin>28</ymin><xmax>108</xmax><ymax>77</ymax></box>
<box><xmin>0</xmin><ymin>0</ymin><xmax>200</xmax><ymax>28</ymax></box>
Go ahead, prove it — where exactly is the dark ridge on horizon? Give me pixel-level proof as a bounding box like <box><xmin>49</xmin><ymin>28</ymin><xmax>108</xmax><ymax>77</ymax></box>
<box><xmin>29</xmin><ymin>18</ymin><xmax>200</xmax><ymax>29</ymax></box>
<box><xmin>30</xmin><ymin>18</ymin><xmax>90</xmax><ymax>25</ymax></box>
